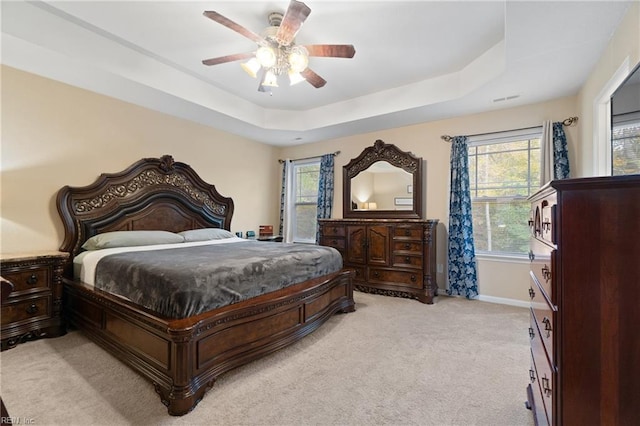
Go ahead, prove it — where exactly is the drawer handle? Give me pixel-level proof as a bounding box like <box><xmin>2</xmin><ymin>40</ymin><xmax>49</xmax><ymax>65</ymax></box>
<box><xmin>541</xmin><ymin>376</ymin><xmax>552</xmax><ymax>397</ymax></box>
<box><xmin>541</xmin><ymin>265</ymin><xmax>551</xmax><ymax>282</ymax></box>
<box><xmin>404</xmin><ymin>243</ymin><xmax>411</xmax><ymax>250</ymax></box>
<box><xmin>373</xmin><ymin>271</ymin><xmax>380</xmax><ymax>278</ymax></box>
<box><xmin>529</xmin><ymin>369</ymin><xmax>536</xmax><ymax>383</ymax></box>
<box><xmin>542</xmin><ymin>317</ymin><xmax>552</xmax><ymax>337</ymax></box>
<box><xmin>410</xmin><ymin>275</ymin><xmax>417</xmax><ymax>282</ymax></box>
<box><xmin>355</xmin><ymin>270</ymin><xmax>360</xmax><ymax>276</ymax></box>
<box><xmin>528</xmin><ymin>327</ymin><xmax>535</xmax><ymax>340</ymax></box>
<box><xmin>404</xmin><ymin>229</ymin><xmax>411</xmax><ymax>236</ymax></box>
<box><xmin>26</xmin><ymin>274</ymin><xmax>39</xmax><ymax>285</ymax></box>
<box><xmin>333</xmin><ymin>227</ymin><xmax>338</xmax><ymax>233</ymax></box>
<box><xmin>528</xmin><ymin>251</ymin><xmax>535</xmax><ymax>262</ymax></box>
<box><xmin>26</xmin><ymin>304</ymin><xmax>39</xmax><ymax>315</ymax></box>
<box><xmin>331</xmin><ymin>239</ymin><xmax>337</xmax><ymax>245</ymax></box>
<box><xmin>405</xmin><ymin>256</ymin><xmax>411</xmax><ymax>263</ymax></box>
<box><xmin>528</xmin><ymin>287</ymin><xmax>535</xmax><ymax>300</ymax></box>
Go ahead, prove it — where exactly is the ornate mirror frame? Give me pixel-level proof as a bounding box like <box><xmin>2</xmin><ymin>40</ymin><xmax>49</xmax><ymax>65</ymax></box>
<box><xmin>343</xmin><ymin>139</ymin><xmax>423</xmax><ymax>219</ymax></box>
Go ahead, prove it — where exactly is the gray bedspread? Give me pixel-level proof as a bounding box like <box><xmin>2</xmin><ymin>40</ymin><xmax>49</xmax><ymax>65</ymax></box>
<box><xmin>93</xmin><ymin>241</ymin><xmax>343</xmax><ymax>319</ymax></box>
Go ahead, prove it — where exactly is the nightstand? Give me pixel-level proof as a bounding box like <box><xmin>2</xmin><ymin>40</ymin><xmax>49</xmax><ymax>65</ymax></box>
<box><xmin>0</xmin><ymin>251</ymin><xmax>69</xmax><ymax>350</ymax></box>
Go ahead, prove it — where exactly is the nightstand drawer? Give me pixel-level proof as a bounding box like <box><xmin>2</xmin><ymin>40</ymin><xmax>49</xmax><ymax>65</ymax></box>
<box><xmin>1</xmin><ymin>267</ymin><xmax>51</xmax><ymax>295</ymax></box>
<box><xmin>1</xmin><ymin>295</ymin><xmax>51</xmax><ymax>325</ymax></box>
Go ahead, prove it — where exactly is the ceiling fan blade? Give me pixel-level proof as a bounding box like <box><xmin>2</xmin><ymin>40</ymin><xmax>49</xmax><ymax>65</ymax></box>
<box><xmin>275</xmin><ymin>0</ymin><xmax>311</xmax><ymax>46</ymax></box>
<box><xmin>303</xmin><ymin>44</ymin><xmax>356</xmax><ymax>58</ymax></box>
<box><xmin>202</xmin><ymin>52</ymin><xmax>254</xmax><ymax>66</ymax></box>
<box><xmin>203</xmin><ymin>11</ymin><xmax>265</xmax><ymax>45</ymax></box>
<box><xmin>301</xmin><ymin>68</ymin><xmax>327</xmax><ymax>88</ymax></box>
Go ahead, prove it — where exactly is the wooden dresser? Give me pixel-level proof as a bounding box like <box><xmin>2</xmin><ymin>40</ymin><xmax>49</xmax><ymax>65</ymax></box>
<box><xmin>0</xmin><ymin>251</ymin><xmax>69</xmax><ymax>350</ymax></box>
<box><xmin>319</xmin><ymin>219</ymin><xmax>438</xmax><ymax>304</ymax></box>
<box><xmin>526</xmin><ymin>175</ymin><xmax>640</xmax><ymax>425</ymax></box>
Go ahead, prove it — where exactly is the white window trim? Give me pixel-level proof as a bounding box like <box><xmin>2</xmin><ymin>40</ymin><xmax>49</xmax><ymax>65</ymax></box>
<box><xmin>468</xmin><ymin>128</ymin><xmax>542</xmax><ymax>256</ymax></box>
<box><xmin>286</xmin><ymin>157</ymin><xmax>321</xmax><ymax>244</ymax></box>
<box><xmin>593</xmin><ymin>56</ymin><xmax>631</xmax><ymax>176</ymax></box>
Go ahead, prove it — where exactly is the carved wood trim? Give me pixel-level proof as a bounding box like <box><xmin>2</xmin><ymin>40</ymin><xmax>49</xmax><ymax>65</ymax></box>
<box><xmin>56</xmin><ymin>155</ymin><xmax>234</xmax><ymax>257</ymax></box>
<box><xmin>343</xmin><ymin>140</ymin><xmax>423</xmax><ymax>219</ymax></box>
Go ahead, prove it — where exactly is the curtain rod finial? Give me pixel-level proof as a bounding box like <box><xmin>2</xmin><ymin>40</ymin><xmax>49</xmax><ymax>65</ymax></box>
<box><xmin>441</xmin><ymin>135</ymin><xmax>453</xmax><ymax>142</ymax></box>
<box><xmin>562</xmin><ymin>116</ymin><xmax>579</xmax><ymax>126</ymax></box>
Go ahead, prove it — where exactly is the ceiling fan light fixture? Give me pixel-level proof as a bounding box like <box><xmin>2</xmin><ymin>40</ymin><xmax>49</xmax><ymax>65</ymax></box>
<box><xmin>288</xmin><ymin>46</ymin><xmax>309</xmax><ymax>73</ymax></box>
<box><xmin>256</xmin><ymin>46</ymin><xmax>277</xmax><ymax>68</ymax></box>
<box><xmin>263</xmin><ymin>69</ymin><xmax>279</xmax><ymax>87</ymax></box>
<box><xmin>241</xmin><ymin>58</ymin><xmax>261</xmax><ymax>78</ymax></box>
<box><xmin>288</xmin><ymin>70</ymin><xmax>306</xmax><ymax>86</ymax></box>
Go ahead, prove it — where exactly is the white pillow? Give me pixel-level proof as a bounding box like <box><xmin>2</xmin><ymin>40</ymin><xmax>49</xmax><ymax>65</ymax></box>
<box><xmin>178</xmin><ymin>228</ymin><xmax>235</xmax><ymax>242</ymax></box>
<box><xmin>82</xmin><ymin>230</ymin><xmax>184</xmax><ymax>251</ymax></box>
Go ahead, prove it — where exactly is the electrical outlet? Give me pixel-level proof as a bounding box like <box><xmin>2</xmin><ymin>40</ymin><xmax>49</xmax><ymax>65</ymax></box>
<box><xmin>437</xmin><ymin>263</ymin><xmax>443</xmax><ymax>273</ymax></box>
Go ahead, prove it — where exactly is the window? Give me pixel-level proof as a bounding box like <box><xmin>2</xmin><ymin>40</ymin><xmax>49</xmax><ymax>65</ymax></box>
<box><xmin>289</xmin><ymin>159</ymin><xmax>320</xmax><ymax>243</ymax></box>
<box><xmin>612</xmin><ymin>112</ymin><xmax>640</xmax><ymax>175</ymax></box>
<box><xmin>468</xmin><ymin>129</ymin><xmax>541</xmax><ymax>256</ymax></box>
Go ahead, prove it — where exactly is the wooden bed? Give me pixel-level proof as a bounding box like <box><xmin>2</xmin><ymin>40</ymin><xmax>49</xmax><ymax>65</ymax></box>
<box><xmin>56</xmin><ymin>155</ymin><xmax>355</xmax><ymax>416</ymax></box>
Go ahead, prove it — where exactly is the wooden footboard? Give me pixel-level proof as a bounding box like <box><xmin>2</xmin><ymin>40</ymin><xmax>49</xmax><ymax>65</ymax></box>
<box><xmin>64</xmin><ymin>269</ymin><xmax>355</xmax><ymax>415</ymax></box>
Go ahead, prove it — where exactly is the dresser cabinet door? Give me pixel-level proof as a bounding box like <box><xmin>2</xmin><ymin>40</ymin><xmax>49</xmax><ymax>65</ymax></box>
<box><xmin>346</xmin><ymin>226</ymin><xmax>367</xmax><ymax>264</ymax></box>
<box><xmin>367</xmin><ymin>226</ymin><xmax>390</xmax><ymax>266</ymax></box>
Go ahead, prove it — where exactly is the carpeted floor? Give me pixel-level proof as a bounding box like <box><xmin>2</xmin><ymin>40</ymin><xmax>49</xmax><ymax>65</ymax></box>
<box><xmin>0</xmin><ymin>292</ymin><xmax>535</xmax><ymax>426</ymax></box>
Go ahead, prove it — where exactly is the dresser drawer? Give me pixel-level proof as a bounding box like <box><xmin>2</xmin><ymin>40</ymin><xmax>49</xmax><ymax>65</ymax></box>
<box><xmin>393</xmin><ymin>226</ymin><xmax>422</xmax><ymax>240</ymax></box>
<box><xmin>321</xmin><ymin>237</ymin><xmax>345</xmax><ymax>251</ymax></box>
<box><xmin>393</xmin><ymin>254</ymin><xmax>423</xmax><ymax>269</ymax></box>
<box><xmin>347</xmin><ymin>265</ymin><xmax>366</xmax><ymax>283</ymax></box>
<box><xmin>321</xmin><ymin>225</ymin><xmax>345</xmax><ymax>237</ymax></box>
<box><xmin>530</xmin><ymin>194</ymin><xmax>556</xmax><ymax>246</ymax></box>
<box><xmin>393</xmin><ymin>241</ymin><xmax>422</xmax><ymax>253</ymax></box>
<box><xmin>529</xmin><ymin>274</ymin><xmax>555</xmax><ymax>364</ymax></box>
<box><xmin>368</xmin><ymin>268</ymin><xmax>421</xmax><ymax>288</ymax></box>
<box><xmin>529</xmin><ymin>350</ymin><xmax>550</xmax><ymax>426</ymax></box>
<box><xmin>530</xmin><ymin>242</ymin><xmax>555</xmax><ymax>304</ymax></box>
<box><xmin>530</xmin><ymin>309</ymin><xmax>555</xmax><ymax>426</ymax></box>
<box><xmin>1</xmin><ymin>267</ymin><xmax>51</xmax><ymax>295</ymax></box>
<box><xmin>1</xmin><ymin>295</ymin><xmax>51</xmax><ymax>325</ymax></box>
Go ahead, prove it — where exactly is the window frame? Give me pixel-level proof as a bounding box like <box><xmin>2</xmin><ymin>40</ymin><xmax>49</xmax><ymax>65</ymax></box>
<box><xmin>287</xmin><ymin>158</ymin><xmax>321</xmax><ymax>244</ymax></box>
<box><xmin>467</xmin><ymin>127</ymin><xmax>542</xmax><ymax>257</ymax></box>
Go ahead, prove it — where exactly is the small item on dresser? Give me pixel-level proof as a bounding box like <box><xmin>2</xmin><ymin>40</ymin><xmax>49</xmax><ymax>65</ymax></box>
<box><xmin>235</xmin><ymin>231</ymin><xmax>243</xmax><ymax>238</ymax></box>
<box><xmin>259</xmin><ymin>225</ymin><xmax>273</xmax><ymax>237</ymax></box>
<box><xmin>246</xmin><ymin>230</ymin><xmax>256</xmax><ymax>239</ymax></box>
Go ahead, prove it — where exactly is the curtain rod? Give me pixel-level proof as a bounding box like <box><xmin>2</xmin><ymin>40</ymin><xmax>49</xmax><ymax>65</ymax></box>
<box><xmin>440</xmin><ymin>116</ymin><xmax>579</xmax><ymax>142</ymax></box>
<box><xmin>278</xmin><ymin>150</ymin><xmax>341</xmax><ymax>163</ymax></box>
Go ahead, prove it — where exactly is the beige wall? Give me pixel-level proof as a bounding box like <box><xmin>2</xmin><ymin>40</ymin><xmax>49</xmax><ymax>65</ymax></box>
<box><xmin>278</xmin><ymin>96</ymin><xmax>578</xmax><ymax>302</ymax></box>
<box><xmin>577</xmin><ymin>2</ymin><xmax>640</xmax><ymax>177</ymax></box>
<box><xmin>0</xmin><ymin>65</ymin><xmax>280</xmax><ymax>254</ymax></box>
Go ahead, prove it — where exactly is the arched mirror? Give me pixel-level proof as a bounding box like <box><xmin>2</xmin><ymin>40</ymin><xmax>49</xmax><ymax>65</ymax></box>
<box><xmin>343</xmin><ymin>140</ymin><xmax>423</xmax><ymax>219</ymax></box>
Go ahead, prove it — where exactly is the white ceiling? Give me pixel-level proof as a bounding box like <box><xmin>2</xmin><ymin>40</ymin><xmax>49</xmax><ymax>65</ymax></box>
<box><xmin>1</xmin><ymin>1</ymin><xmax>632</xmax><ymax>146</ymax></box>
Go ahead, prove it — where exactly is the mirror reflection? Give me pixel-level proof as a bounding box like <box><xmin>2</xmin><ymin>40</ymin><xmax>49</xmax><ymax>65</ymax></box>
<box><xmin>611</xmin><ymin>62</ymin><xmax>640</xmax><ymax>175</ymax></box>
<box><xmin>350</xmin><ymin>161</ymin><xmax>413</xmax><ymax>211</ymax></box>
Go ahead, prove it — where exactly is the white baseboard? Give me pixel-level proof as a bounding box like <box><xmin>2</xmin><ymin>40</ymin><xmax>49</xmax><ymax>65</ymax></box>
<box><xmin>476</xmin><ymin>294</ymin><xmax>529</xmax><ymax>308</ymax></box>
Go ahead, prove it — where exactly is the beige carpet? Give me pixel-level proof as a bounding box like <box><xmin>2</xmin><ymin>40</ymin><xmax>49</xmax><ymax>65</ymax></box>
<box><xmin>1</xmin><ymin>292</ymin><xmax>535</xmax><ymax>426</ymax></box>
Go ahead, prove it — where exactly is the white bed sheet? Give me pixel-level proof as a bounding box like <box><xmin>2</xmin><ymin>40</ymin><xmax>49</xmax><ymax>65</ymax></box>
<box><xmin>74</xmin><ymin>237</ymin><xmax>248</xmax><ymax>287</ymax></box>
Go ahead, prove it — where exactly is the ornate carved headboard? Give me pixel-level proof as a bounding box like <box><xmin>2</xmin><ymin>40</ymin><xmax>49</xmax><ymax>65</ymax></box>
<box><xmin>57</xmin><ymin>155</ymin><xmax>234</xmax><ymax>257</ymax></box>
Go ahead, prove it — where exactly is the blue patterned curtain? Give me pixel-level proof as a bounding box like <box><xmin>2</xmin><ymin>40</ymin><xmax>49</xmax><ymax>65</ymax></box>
<box><xmin>552</xmin><ymin>122</ymin><xmax>570</xmax><ymax>179</ymax></box>
<box><xmin>316</xmin><ymin>154</ymin><xmax>334</xmax><ymax>243</ymax></box>
<box><xmin>278</xmin><ymin>160</ymin><xmax>288</xmax><ymax>238</ymax></box>
<box><xmin>447</xmin><ymin>136</ymin><xmax>479</xmax><ymax>299</ymax></box>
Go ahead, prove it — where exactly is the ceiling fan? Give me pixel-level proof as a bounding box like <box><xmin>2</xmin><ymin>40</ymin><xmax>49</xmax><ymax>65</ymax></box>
<box><xmin>202</xmin><ymin>0</ymin><xmax>356</xmax><ymax>91</ymax></box>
